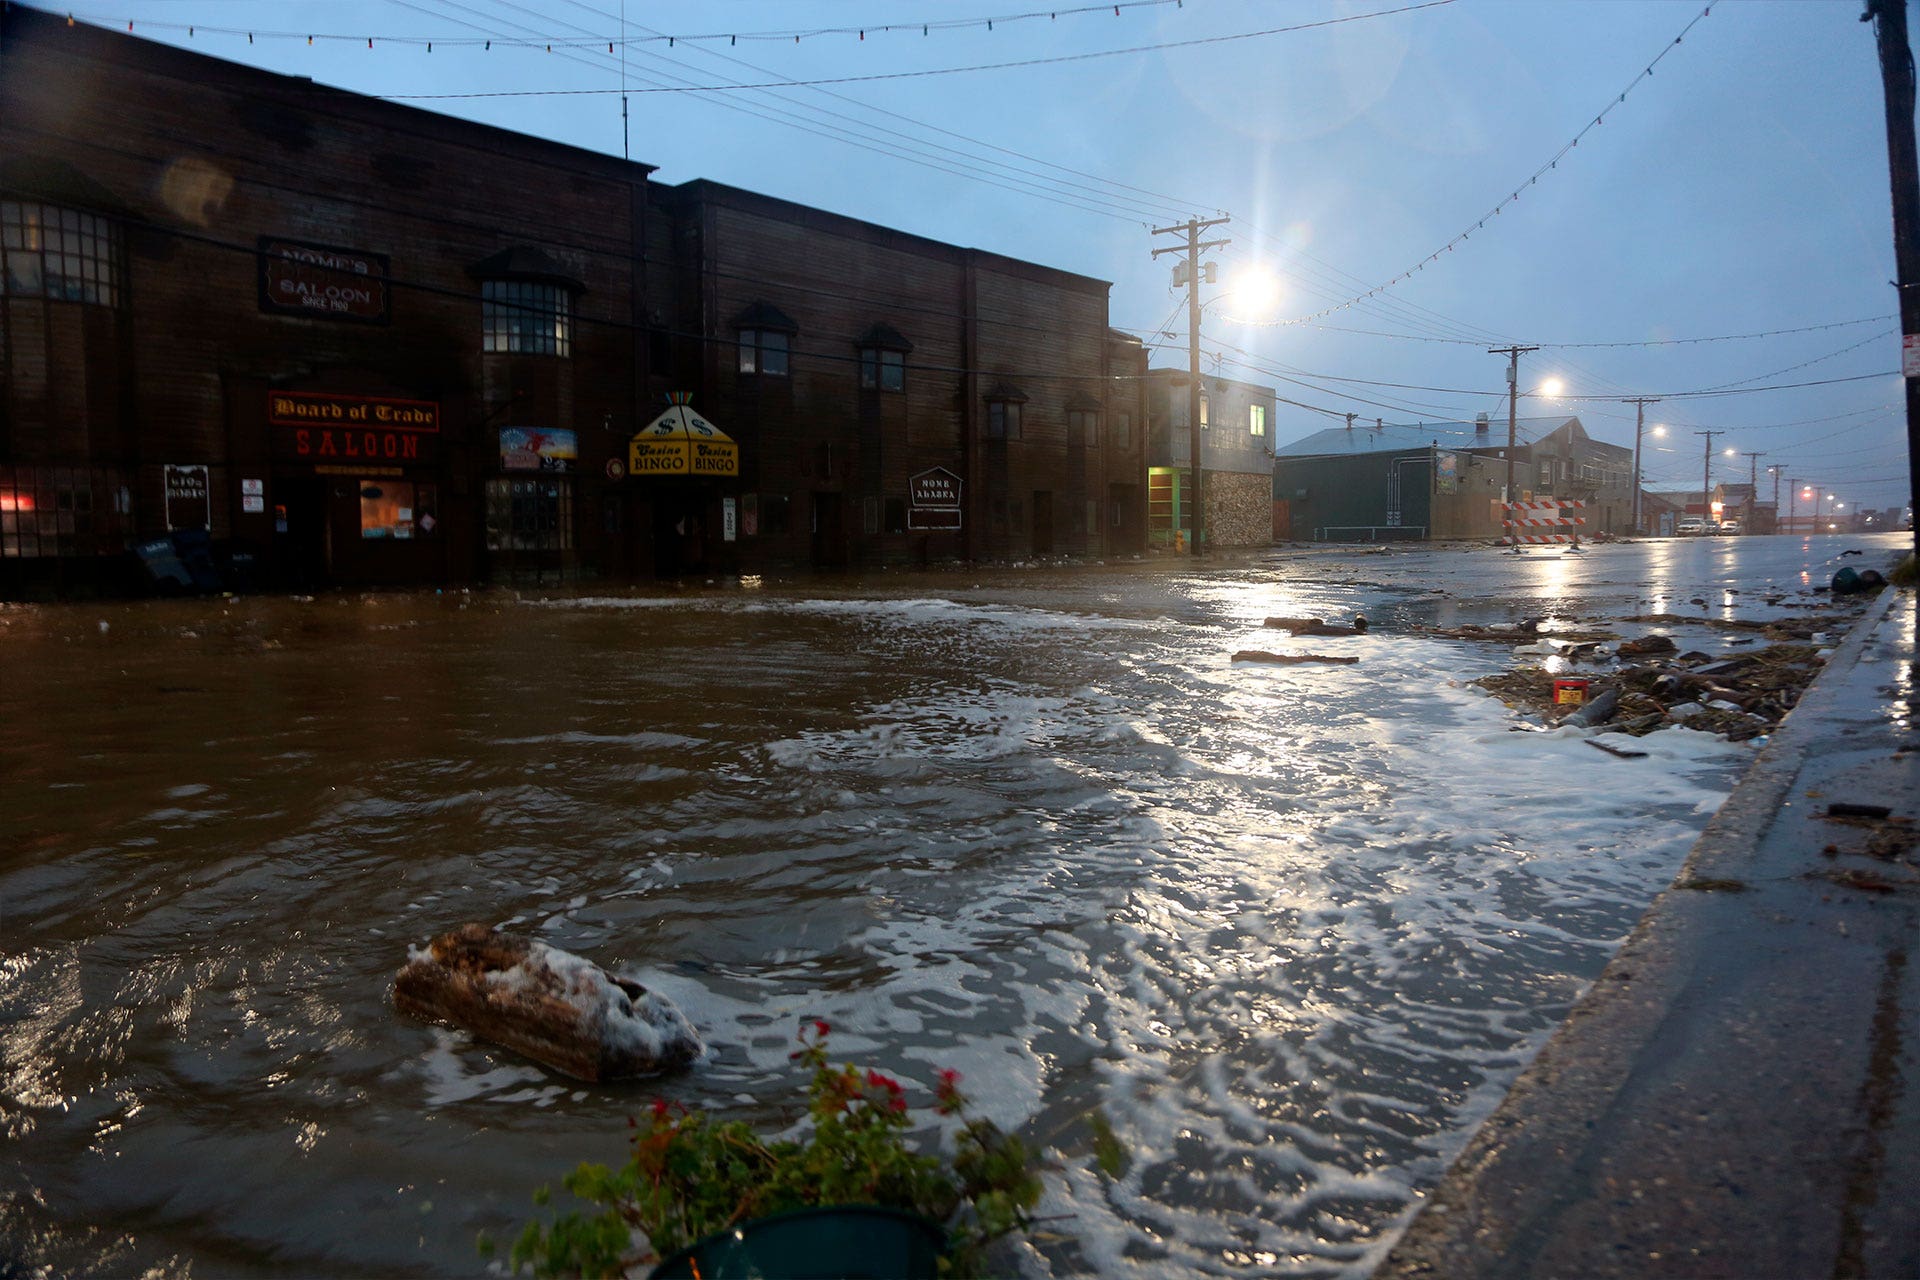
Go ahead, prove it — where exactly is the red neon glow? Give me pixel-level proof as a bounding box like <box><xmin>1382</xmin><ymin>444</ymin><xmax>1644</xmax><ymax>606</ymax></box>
<box><xmin>0</xmin><ymin>492</ymin><xmax>33</xmax><ymax>513</ymax></box>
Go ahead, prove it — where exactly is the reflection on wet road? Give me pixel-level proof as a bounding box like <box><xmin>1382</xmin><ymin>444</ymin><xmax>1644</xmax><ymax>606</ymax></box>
<box><xmin>0</xmin><ymin>535</ymin><xmax>1896</xmax><ymax>1277</ymax></box>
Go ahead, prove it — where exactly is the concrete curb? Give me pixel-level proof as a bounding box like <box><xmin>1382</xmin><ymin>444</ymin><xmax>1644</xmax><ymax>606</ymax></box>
<box><xmin>1375</xmin><ymin>586</ymin><xmax>1918</xmax><ymax>1279</ymax></box>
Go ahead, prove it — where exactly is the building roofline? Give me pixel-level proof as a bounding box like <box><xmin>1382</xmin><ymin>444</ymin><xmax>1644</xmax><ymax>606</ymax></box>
<box><xmin>2</xmin><ymin>6</ymin><xmax>657</xmax><ymax>183</ymax></box>
<box><xmin>658</xmin><ymin>178</ymin><xmax>1110</xmax><ymax>295</ymax></box>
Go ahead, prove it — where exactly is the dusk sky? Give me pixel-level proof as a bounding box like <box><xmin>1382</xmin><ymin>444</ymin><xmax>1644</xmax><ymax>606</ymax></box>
<box><xmin>57</xmin><ymin>0</ymin><xmax>1916</xmax><ymax>519</ymax></box>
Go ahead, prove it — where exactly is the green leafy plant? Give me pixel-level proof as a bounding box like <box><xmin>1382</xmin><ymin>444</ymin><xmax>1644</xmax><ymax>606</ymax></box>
<box><xmin>506</xmin><ymin>1021</ymin><xmax>1043</xmax><ymax>1278</ymax></box>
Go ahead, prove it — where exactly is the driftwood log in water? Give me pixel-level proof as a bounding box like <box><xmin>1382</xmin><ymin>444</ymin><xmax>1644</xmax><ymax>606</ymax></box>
<box><xmin>393</xmin><ymin>923</ymin><xmax>702</xmax><ymax>1082</ymax></box>
<box><xmin>1232</xmin><ymin>650</ymin><xmax>1359</xmax><ymax>666</ymax></box>
<box><xmin>1263</xmin><ymin>615</ymin><xmax>1369</xmax><ymax>637</ymax></box>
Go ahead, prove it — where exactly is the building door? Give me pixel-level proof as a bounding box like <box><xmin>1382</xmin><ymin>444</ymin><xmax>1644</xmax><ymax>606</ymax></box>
<box><xmin>648</xmin><ymin>490</ymin><xmax>709</xmax><ymax>578</ymax></box>
<box><xmin>1032</xmin><ymin>490</ymin><xmax>1053</xmax><ymax>555</ymax></box>
<box><xmin>811</xmin><ymin>492</ymin><xmax>847</xmax><ymax>567</ymax></box>
<box><xmin>273</xmin><ymin>475</ymin><xmax>330</xmax><ymax>589</ymax></box>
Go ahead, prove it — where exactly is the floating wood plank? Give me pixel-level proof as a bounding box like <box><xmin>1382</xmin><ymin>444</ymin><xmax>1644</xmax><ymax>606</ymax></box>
<box><xmin>1232</xmin><ymin>650</ymin><xmax>1359</xmax><ymax>666</ymax></box>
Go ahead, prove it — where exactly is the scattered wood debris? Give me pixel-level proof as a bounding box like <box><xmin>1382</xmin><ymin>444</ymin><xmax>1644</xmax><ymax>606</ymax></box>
<box><xmin>1262</xmin><ymin>615</ymin><xmax>1369</xmax><ymax>636</ymax></box>
<box><xmin>1473</xmin><ymin>642</ymin><xmax>1829</xmax><ymax>741</ymax></box>
<box><xmin>1232</xmin><ymin>650</ymin><xmax>1359</xmax><ymax>666</ymax></box>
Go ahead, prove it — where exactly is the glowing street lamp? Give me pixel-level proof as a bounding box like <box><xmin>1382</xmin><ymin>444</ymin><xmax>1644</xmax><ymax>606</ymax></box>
<box><xmin>1214</xmin><ymin>267</ymin><xmax>1282</xmax><ymax>322</ymax></box>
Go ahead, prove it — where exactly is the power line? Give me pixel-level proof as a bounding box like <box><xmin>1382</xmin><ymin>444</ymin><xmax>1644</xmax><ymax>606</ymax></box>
<box><xmin>1566</xmin><ymin>370</ymin><xmax>1898</xmax><ymax>400</ymax></box>
<box><xmin>1284</xmin><ymin>314</ymin><xmax>1900</xmax><ymax>349</ymax></box>
<box><xmin>375</xmin><ymin>1</ymin><xmax>1461</xmax><ymax>98</ymax></box>
<box><xmin>1258</xmin><ymin>3</ymin><xmax>1716</xmax><ymax>328</ymax></box>
<box><xmin>78</xmin><ymin>0</ymin><xmax>1188</xmax><ymax>49</ymax></box>
<box><xmin>393</xmin><ymin>0</ymin><xmax>1175</xmax><ymax>224</ymax></box>
<box><xmin>529</xmin><ymin>0</ymin><xmax>1200</xmax><ymax>224</ymax></box>
<box><xmin>1684</xmin><ymin>328</ymin><xmax>1896</xmax><ymax>393</ymax></box>
<box><xmin>557</xmin><ymin>0</ymin><xmax>1204</xmax><ymax>224</ymax></box>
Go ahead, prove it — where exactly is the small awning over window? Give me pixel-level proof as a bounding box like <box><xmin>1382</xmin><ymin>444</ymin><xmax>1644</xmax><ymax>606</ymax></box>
<box><xmin>628</xmin><ymin>397</ymin><xmax>738</xmax><ymax>477</ymax></box>
<box><xmin>0</xmin><ymin>156</ymin><xmax>139</xmax><ymax>219</ymax></box>
<box><xmin>985</xmin><ymin>380</ymin><xmax>1029</xmax><ymax>404</ymax></box>
<box><xmin>731</xmin><ymin>300</ymin><xmax>797</xmax><ymax>333</ymax></box>
<box><xmin>856</xmin><ymin>322</ymin><xmax>913</xmax><ymax>352</ymax></box>
<box><xmin>467</xmin><ymin>246</ymin><xmax>585</xmax><ymax>293</ymax></box>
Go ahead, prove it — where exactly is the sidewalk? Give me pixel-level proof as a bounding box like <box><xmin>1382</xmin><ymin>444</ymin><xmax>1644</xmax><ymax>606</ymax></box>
<box><xmin>1377</xmin><ymin>586</ymin><xmax>1919</xmax><ymax>1279</ymax></box>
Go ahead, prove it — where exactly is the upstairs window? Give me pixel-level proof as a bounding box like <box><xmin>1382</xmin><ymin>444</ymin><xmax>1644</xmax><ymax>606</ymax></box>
<box><xmin>1199</xmin><ymin>393</ymin><xmax>1210</xmax><ymax>428</ymax></box>
<box><xmin>482</xmin><ymin>280</ymin><xmax>572</xmax><ymax>356</ymax></box>
<box><xmin>985</xmin><ymin>381</ymin><xmax>1028</xmax><ymax>440</ymax></box>
<box><xmin>739</xmin><ymin>328</ymin><xmax>790</xmax><ymax>377</ymax></box>
<box><xmin>987</xmin><ymin>400</ymin><xmax>1021</xmax><ymax>440</ymax></box>
<box><xmin>1114</xmin><ymin>411</ymin><xmax>1133</xmax><ymax>449</ymax></box>
<box><xmin>735</xmin><ymin>301</ymin><xmax>798</xmax><ymax>378</ymax></box>
<box><xmin>1067</xmin><ymin>403</ymin><xmax>1100</xmax><ymax>450</ymax></box>
<box><xmin>859</xmin><ymin>348</ymin><xmax>904</xmax><ymax>391</ymax></box>
<box><xmin>472</xmin><ymin>247</ymin><xmax>583</xmax><ymax>357</ymax></box>
<box><xmin>1249</xmin><ymin>405</ymin><xmax>1266</xmax><ymax>438</ymax></box>
<box><xmin>856</xmin><ymin>322</ymin><xmax>911</xmax><ymax>392</ymax></box>
<box><xmin>1</xmin><ymin>201</ymin><xmax>123</xmax><ymax>307</ymax></box>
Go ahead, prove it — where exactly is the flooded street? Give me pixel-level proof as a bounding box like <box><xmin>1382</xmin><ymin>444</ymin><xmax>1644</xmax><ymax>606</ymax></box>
<box><xmin>1</xmin><ymin>535</ymin><xmax>1900</xmax><ymax>1278</ymax></box>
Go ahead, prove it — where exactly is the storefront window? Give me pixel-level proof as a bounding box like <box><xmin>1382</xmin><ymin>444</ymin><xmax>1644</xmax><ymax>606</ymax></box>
<box><xmin>0</xmin><ymin>465</ymin><xmax>134</xmax><ymax>557</ymax></box>
<box><xmin>359</xmin><ymin>480</ymin><xmax>437</xmax><ymax>539</ymax></box>
<box><xmin>484</xmin><ymin>477</ymin><xmax>573</xmax><ymax>550</ymax></box>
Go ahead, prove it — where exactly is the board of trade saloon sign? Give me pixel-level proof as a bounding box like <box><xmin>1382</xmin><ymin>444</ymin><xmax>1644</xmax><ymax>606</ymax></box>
<box><xmin>270</xmin><ymin>391</ymin><xmax>440</xmax><ymax>465</ymax></box>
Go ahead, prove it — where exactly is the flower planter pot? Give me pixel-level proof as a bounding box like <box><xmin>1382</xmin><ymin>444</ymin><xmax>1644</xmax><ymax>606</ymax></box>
<box><xmin>651</xmin><ymin>1205</ymin><xmax>947</xmax><ymax>1280</ymax></box>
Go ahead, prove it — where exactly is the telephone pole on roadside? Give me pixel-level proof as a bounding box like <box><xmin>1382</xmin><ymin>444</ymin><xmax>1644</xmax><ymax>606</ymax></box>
<box><xmin>1152</xmin><ymin>216</ymin><xmax>1230</xmax><ymax>557</ymax></box>
<box><xmin>1864</xmin><ymin>0</ymin><xmax>1920</xmax><ymax>565</ymax></box>
<box><xmin>1491</xmin><ymin>345</ymin><xmax>1539</xmax><ymax>551</ymax></box>
<box><xmin>1697</xmin><ymin>430</ymin><xmax>1724</xmax><ymax>525</ymax></box>
<box><xmin>1742</xmin><ymin>451</ymin><xmax>1767</xmax><ymax>533</ymax></box>
<box><xmin>1623</xmin><ymin>397</ymin><xmax>1661</xmax><ymax>535</ymax></box>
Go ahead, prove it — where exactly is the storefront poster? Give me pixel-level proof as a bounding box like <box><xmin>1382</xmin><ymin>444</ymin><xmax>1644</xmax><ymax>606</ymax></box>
<box><xmin>500</xmin><ymin>427</ymin><xmax>577</xmax><ymax>472</ymax></box>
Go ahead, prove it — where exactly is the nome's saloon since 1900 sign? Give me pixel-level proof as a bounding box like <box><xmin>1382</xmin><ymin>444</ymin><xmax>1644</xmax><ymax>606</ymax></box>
<box><xmin>270</xmin><ymin>391</ymin><xmax>440</xmax><ymax>466</ymax></box>
<box><xmin>258</xmin><ymin>238</ymin><xmax>391</xmax><ymax>323</ymax></box>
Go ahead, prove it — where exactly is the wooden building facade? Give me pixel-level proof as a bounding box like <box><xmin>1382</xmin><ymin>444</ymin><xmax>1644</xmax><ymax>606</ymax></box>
<box><xmin>0</xmin><ymin>8</ymin><xmax>1140</xmax><ymax>597</ymax></box>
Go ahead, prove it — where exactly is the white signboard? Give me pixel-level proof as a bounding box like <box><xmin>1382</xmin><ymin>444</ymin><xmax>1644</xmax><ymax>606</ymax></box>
<box><xmin>722</xmin><ymin>496</ymin><xmax>738</xmax><ymax>543</ymax></box>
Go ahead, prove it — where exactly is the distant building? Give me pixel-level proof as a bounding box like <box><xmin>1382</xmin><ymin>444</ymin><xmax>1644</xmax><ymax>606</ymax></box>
<box><xmin>1141</xmin><ymin>369</ymin><xmax>1276</xmax><ymax>549</ymax></box>
<box><xmin>1523</xmin><ymin>418</ymin><xmax>1634</xmax><ymax>536</ymax></box>
<box><xmin>1710</xmin><ymin>483</ymin><xmax>1775</xmax><ymax>534</ymax></box>
<box><xmin>1270</xmin><ymin>414</ymin><xmax>1581</xmax><ymax>542</ymax></box>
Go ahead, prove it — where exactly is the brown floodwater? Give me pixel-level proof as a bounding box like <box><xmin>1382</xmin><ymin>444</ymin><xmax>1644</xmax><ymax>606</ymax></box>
<box><xmin>2</xmin><ymin>538</ymin><xmax>1886</xmax><ymax>1277</ymax></box>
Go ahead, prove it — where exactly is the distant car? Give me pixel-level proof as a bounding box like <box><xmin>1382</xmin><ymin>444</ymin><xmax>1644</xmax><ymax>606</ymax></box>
<box><xmin>1676</xmin><ymin>517</ymin><xmax>1707</xmax><ymax>535</ymax></box>
<box><xmin>1717</xmin><ymin>519</ymin><xmax>1742</xmax><ymax>535</ymax></box>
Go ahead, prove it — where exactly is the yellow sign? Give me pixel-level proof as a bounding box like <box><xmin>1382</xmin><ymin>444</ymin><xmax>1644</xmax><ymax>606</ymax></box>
<box><xmin>628</xmin><ymin>403</ymin><xmax>738</xmax><ymax>477</ymax></box>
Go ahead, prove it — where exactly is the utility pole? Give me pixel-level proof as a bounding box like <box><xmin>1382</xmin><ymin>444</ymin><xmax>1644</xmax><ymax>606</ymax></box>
<box><xmin>1768</xmin><ymin>465</ymin><xmax>1783</xmax><ymax>533</ymax></box>
<box><xmin>1152</xmin><ymin>216</ymin><xmax>1230</xmax><ymax>557</ymax></box>
<box><xmin>1865</xmin><ymin>0</ymin><xmax>1920</xmax><ymax>566</ymax></box>
<box><xmin>1696</xmin><ymin>429</ymin><xmax>1724</xmax><ymax>527</ymax></box>
<box><xmin>1623</xmin><ymin>397</ymin><xmax>1660</xmax><ymax>535</ymax></box>
<box><xmin>1742</xmin><ymin>451</ymin><xmax>1766</xmax><ymax>534</ymax></box>
<box><xmin>1490</xmin><ymin>345</ymin><xmax>1539</xmax><ymax>551</ymax></box>
<box><xmin>1788</xmin><ymin>478</ymin><xmax>1802</xmax><ymax>534</ymax></box>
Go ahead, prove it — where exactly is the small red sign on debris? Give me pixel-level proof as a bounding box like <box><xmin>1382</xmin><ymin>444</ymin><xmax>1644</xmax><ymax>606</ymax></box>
<box><xmin>1552</xmin><ymin>678</ymin><xmax>1590</xmax><ymax>706</ymax></box>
